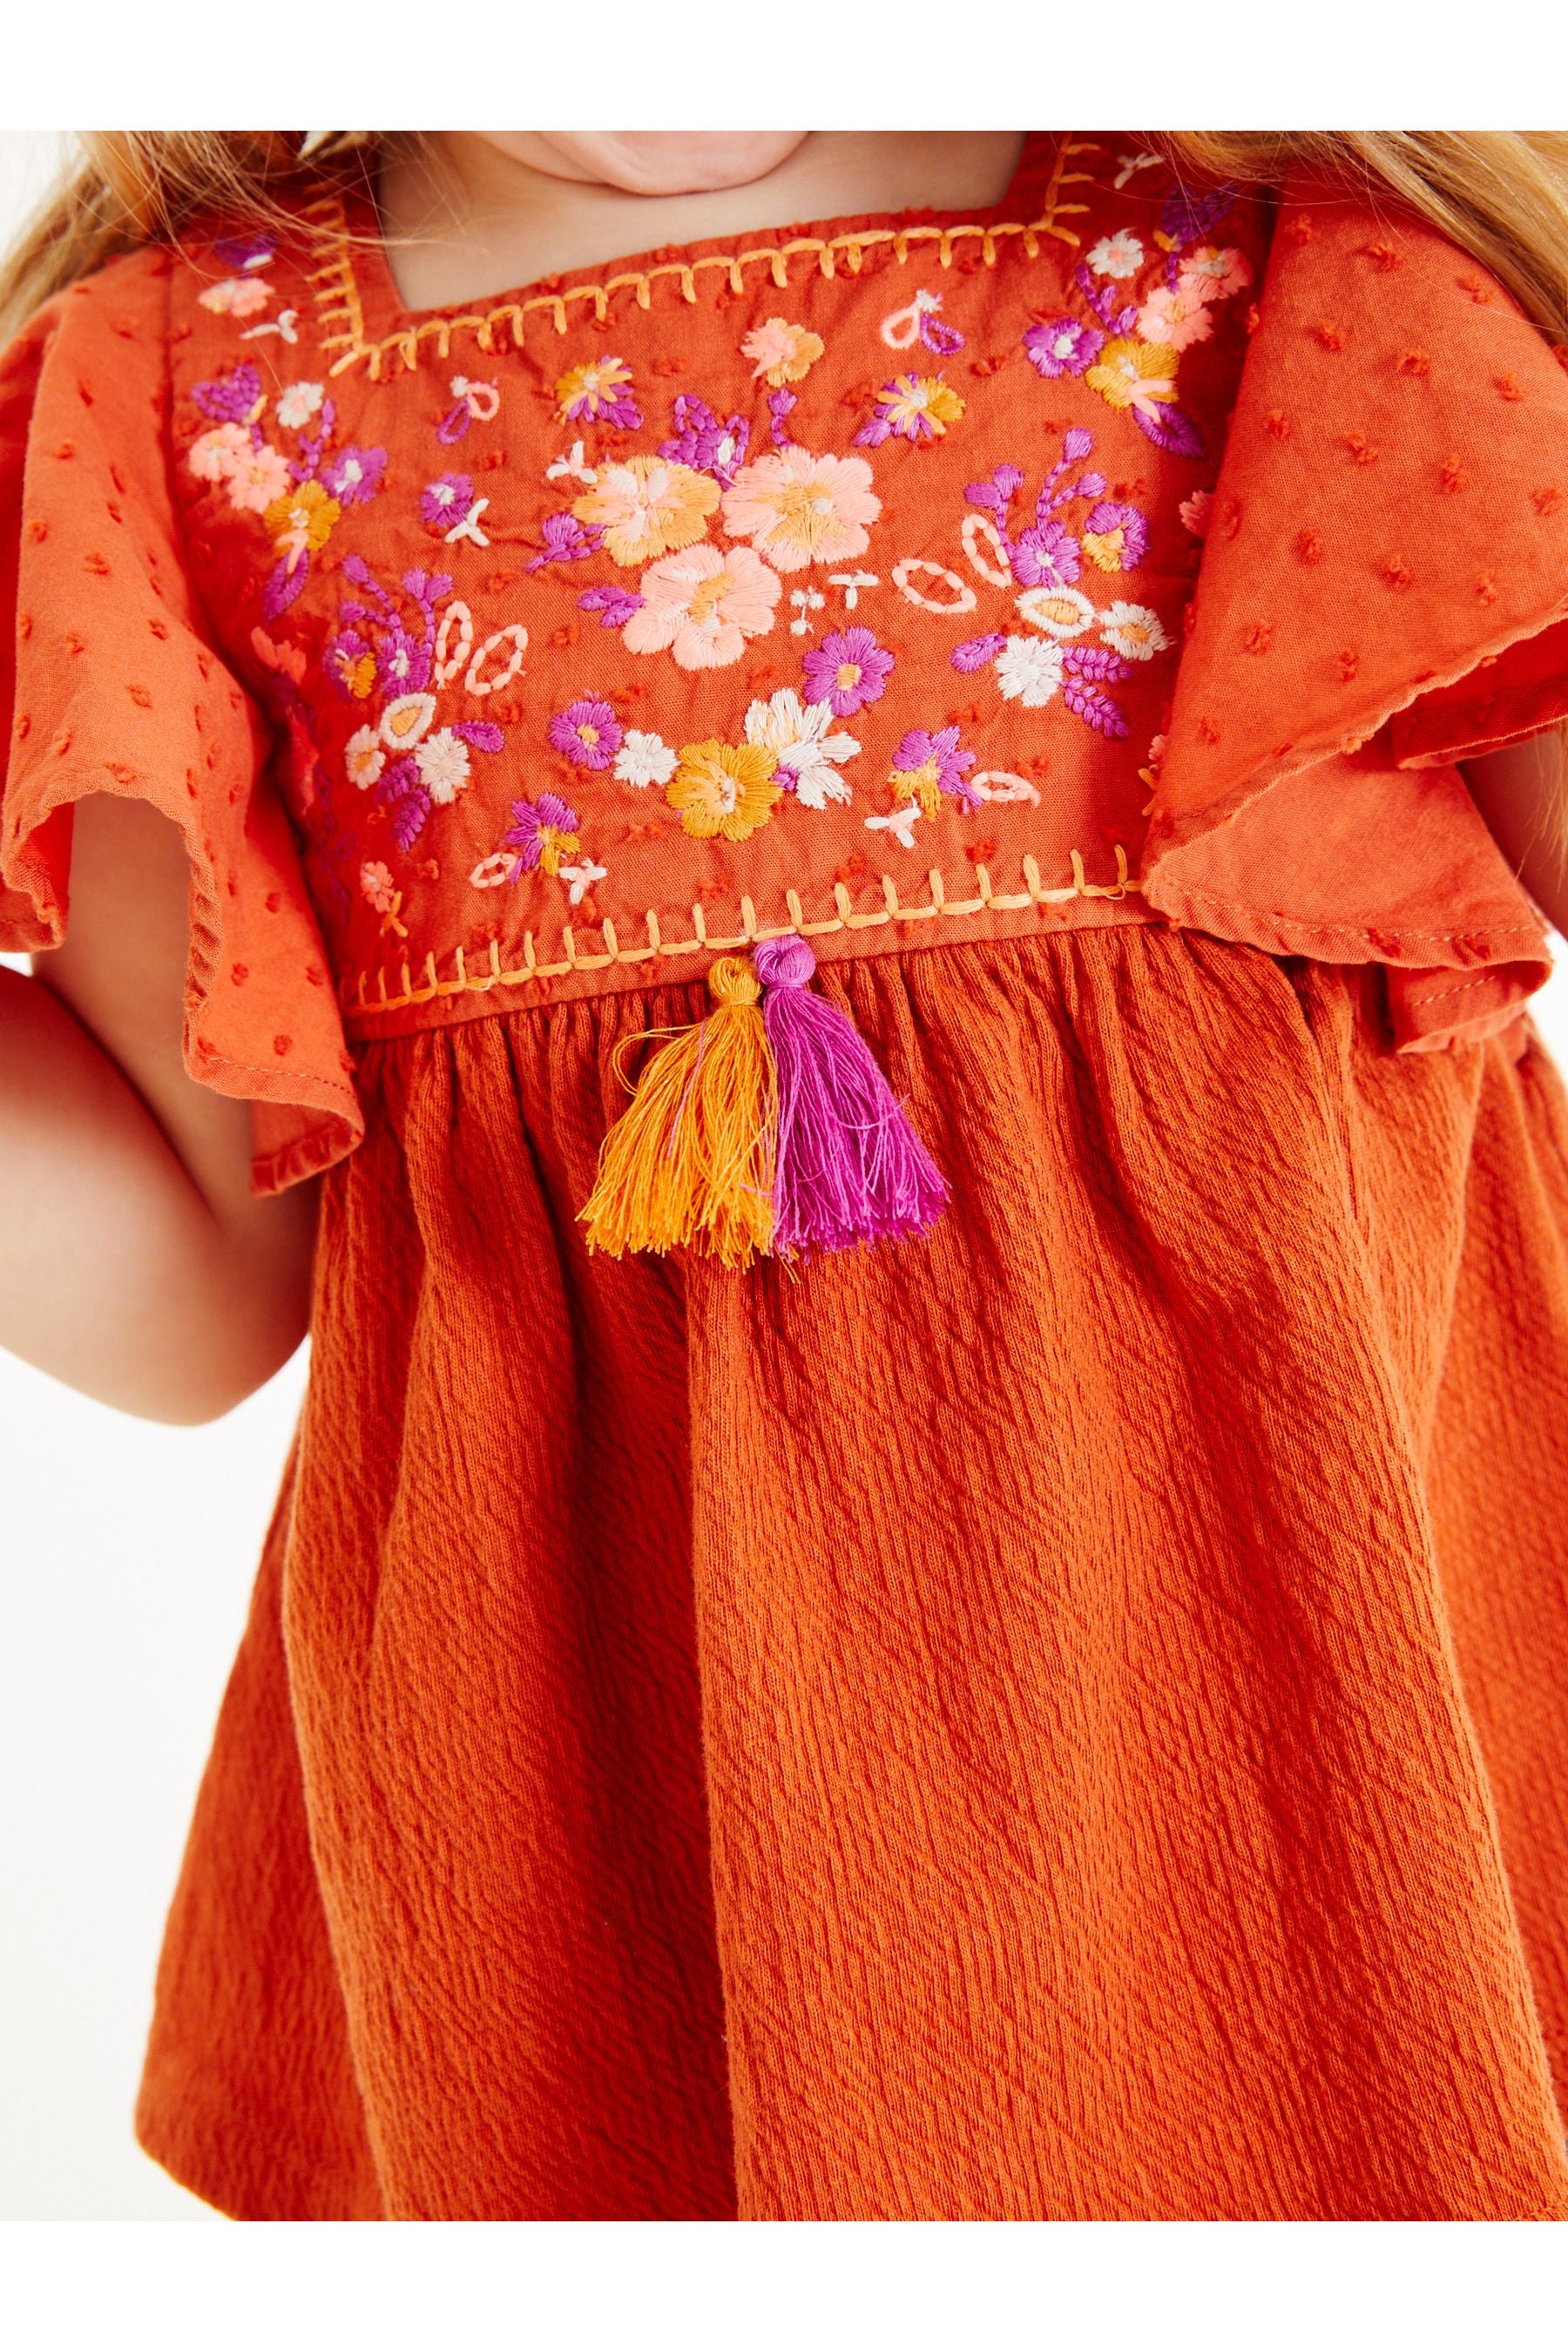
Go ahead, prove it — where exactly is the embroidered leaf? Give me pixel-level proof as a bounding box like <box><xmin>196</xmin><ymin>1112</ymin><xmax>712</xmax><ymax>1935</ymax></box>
<box><xmin>952</xmin><ymin>633</ymin><xmax>1007</xmax><ymax>672</ymax></box>
<box><xmin>1062</xmin><ymin>677</ymin><xmax>1130</xmax><ymax>738</ymax></box>
<box><xmin>1132</xmin><ymin>403</ymin><xmax>1206</xmax><ymax>460</ymax></box>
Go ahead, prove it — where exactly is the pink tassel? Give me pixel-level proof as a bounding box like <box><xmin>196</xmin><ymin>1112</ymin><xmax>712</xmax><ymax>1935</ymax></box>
<box><xmin>752</xmin><ymin>936</ymin><xmax>948</xmax><ymax>1254</ymax></box>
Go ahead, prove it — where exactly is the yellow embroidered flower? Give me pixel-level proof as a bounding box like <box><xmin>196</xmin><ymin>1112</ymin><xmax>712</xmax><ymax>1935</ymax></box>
<box><xmin>264</xmin><ymin>477</ymin><xmax>341</xmax><ymax>569</ymax></box>
<box><xmin>889</xmin><ymin>757</ymin><xmax>943</xmax><ymax>819</ymax></box>
<box><xmin>571</xmin><ymin>456</ymin><xmax>719</xmax><ymax>568</ymax></box>
<box><xmin>1083</xmin><ymin>337</ymin><xmax>1179</xmax><ymax>416</ymax></box>
<box><xmin>740</xmin><ymin>316</ymin><xmax>826</xmax><ymax>389</ymax></box>
<box><xmin>877</xmin><ymin>375</ymin><xmax>965</xmax><ymax>440</ymax></box>
<box><xmin>666</xmin><ymin>739</ymin><xmax>782</xmax><ymax>843</ymax></box>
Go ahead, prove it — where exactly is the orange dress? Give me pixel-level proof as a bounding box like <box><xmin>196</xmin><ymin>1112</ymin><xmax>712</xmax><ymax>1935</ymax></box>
<box><xmin>5</xmin><ymin>135</ymin><xmax>1568</xmax><ymax>2220</ymax></box>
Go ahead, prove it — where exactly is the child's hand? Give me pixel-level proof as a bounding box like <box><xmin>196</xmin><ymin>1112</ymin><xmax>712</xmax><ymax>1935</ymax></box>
<box><xmin>0</xmin><ymin>794</ymin><xmax>317</xmax><ymax>1420</ymax></box>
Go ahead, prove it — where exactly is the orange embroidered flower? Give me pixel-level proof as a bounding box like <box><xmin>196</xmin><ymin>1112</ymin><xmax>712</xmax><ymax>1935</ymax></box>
<box><xmin>1084</xmin><ymin>337</ymin><xmax>1179</xmax><ymax>418</ymax></box>
<box><xmin>571</xmin><ymin>456</ymin><xmax>720</xmax><ymax>567</ymax></box>
<box><xmin>740</xmin><ymin>316</ymin><xmax>826</xmax><ymax>389</ymax></box>
<box><xmin>264</xmin><ymin>477</ymin><xmax>340</xmax><ymax>569</ymax></box>
<box><xmin>720</xmin><ymin>449</ymin><xmax>881</xmax><ymax>572</ymax></box>
<box><xmin>553</xmin><ymin>355</ymin><xmax>639</xmax><ymax>426</ymax></box>
<box><xmin>623</xmin><ymin>544</ymin><xmax>781</xmax><ymax>670</ymax></box>
<box><xmin>666</xmin><ymin>738</ymin><xmax>783</xmax><ymax>842</ymax></box>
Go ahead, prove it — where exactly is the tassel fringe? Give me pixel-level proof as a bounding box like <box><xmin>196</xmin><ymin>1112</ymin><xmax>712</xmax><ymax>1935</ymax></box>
<box><xmin>579</xmin><ymin>941</ymin><xmax>948</xmax><ymax>1268</ymax></box>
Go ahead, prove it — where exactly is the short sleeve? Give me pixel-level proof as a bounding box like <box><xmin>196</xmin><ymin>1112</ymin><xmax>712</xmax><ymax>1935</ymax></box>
<box><xmin>0</xmin><ymin>252</ymin><xmax>362</xmax><ymax>1189</ymax></box>
<box><xmin>1141</xmin><ymin>176</ymin><xmax>1564</xmax><ymax>1051</ymax></box>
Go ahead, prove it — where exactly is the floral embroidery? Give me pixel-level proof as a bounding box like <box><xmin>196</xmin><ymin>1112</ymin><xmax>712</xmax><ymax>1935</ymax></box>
<box><xmin>1086</xmin><ymin>231</ymin><xmax>1144</xmax><ymax>279</ymax></box>
<box><xmin>505</xmin><ymin>792</ymin><xmax>582</xmax><ymax>876</ymax></box>
<box><xmin>880</xmin><ymin>289</ymin><xmax>965</xmax><ymax>355</ymax></box>
<box><xmin>554</xmin><ymin>355</ymin><xmax>641</xmax><ymax>429</ymax></box>
<box><xmin>614</xmin><ymin>729</ymin><xmax>678</xmax><ymax>790</ymax></box>
<box><xmin>437</xmin><ymin>374</ymin><xmax>501</xmax><ymax>444</ymax></box>
<box><xmin>743</xmin><ymin>689</ymin><xmax>860</xmax><ymax>809</ymax></box>
<box><xmin>658</xmin><ymin>395</ymin><xmax>749</xmax><ymax>485</ymax></box>
<box><xmin>721</xmin><ymin>448</ymin><xmax>881</xmax><ymax>572</ymax></box>
<box><xmin>889</xmin><ymin>726</ymin><xmax>978</xmax><ymax>819</ymax></box>
<box><xmin>740</xmin><ymin>317</ymin><xmax>825</xmax><ymax>388</ymax></box>
<box><xmin>622</xmin><ymin>544</ymin><xmax>782</xmax><ymax>669</ymax></box>
<box><xmin>853</xmin><ymin>375</ymin><xmax>965</xmax><ymax>449</ymax></box>
<box><xmin>1024</xmin><ymin>317</ymin><xmax>1105</xmax><ymax>378</ymax></box>
<box><xmin>801</xmin><ymin>625</ymin><xmax>895</xmax><ymax>718</ymax></box>
<box><xmin>666</xmin><ymin>740</ymin><xmax>783</xmax><ymax>842</ymax></box>
<box><xmin>199</xmin><ymin>275</ymin><xmax>274</xmax><ymax>319</ymax></box>
<box><xmin>548</xmin><ymin>698</ymin><xmax>624</xmax><ymax>770</ymax></box>
<box><xmin>571</xmin><ymin>456</ymin><xmax>720</xmax><ymax>567</ymax></box>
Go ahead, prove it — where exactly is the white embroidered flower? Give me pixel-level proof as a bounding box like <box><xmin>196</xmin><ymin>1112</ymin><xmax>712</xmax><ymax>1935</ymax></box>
<box><xmin>865</xmin><ymin>802</ymin><xmax>923</xmax><ymax>849</ymax></box>
<box><xmin>742</xmin><ymin>689</ymin><xmax>859</xmax><ymax>810</ymax></box>
<box><xmin>1087</xmin><ymin>231</ymin><xmax>1145</xmax><ymax>280</ymax></box>
<box><xmin>345</xmin><ymin>726</ymin><xmax>384</xmax><ymax>790</ymax></box>
<box><xmin>379</xmin><ymin>692</ymin><xmax>438</xmax><ymax>751</ymax></box>
<box><xmin>1099</xmin><ymin>602</ymin><xmax>1173</xmax><ymax>661</ymax></box>
<box><xmin>559</xmin><ymin>857</ymin><xmax>608</xmax><ymax>907</ymax></box>
<box><xmin>1015</xmin><ymin>585</ymin><xmax>1097</xmax><ymax>639</ymax></box>
<box><xmin>414</xmin><ymin>728</ymin><xmax>471</xmax><ymax>804</ymax></box>
<box><xmin>995</xmin><ymin>636</ymin><xmax>1065</xmax><ymax>706</ymax></box>
<box><xmin>613</xmin><ymin>730</ymin><xmax>677</xmax><ymax>790</ymax></box>
<box><xmin>274</xmin><ymin>381</ymin><xmax>325</xmax><ymax>429</ymax></box>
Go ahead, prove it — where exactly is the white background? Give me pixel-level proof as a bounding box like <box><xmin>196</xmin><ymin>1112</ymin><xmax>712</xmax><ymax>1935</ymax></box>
<box><xmin>1</xmin><ymin>125</ymin><xmax>1566</xmax><ymax>2227</ymax></box>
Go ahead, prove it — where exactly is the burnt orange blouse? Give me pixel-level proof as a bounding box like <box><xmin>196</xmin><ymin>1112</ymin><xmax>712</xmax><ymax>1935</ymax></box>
<box><xmin>7</xmin><ymin>137</ymin><xmax>1568</xmax><ymax>2223</ymax></box>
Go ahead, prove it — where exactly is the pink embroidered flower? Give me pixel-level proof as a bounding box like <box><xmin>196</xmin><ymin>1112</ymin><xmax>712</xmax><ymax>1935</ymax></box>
<box><xmin>740</xmin><ymin>316</ymin><xmax>825</xmax><ymax>389</ymax></box>
<box><xmin>888</xmin><ymin>725</ymin><xmax>977</xmax><ymax>818</ymax></box>
<box><xmin>1134</xmin><ymin>286</ymin><xmax>1214</xmax><ymax>353</ymax></box>
<box><xmin>720</xmin><ymin>449</ymin><xmax>881</xmax><ymax>574</ymax></box>
<box><xmin>623</xmin><ymin>544</ymin><xmax>781</xmax><ymax>670</ymax></box>
<box><xmin>226</xmin><ymin>443</ymin><xmax>293</xmax><ymax>514</ymax></box>
<box><xmin>1086</xmin><ymin>230</ymin><xmax>1145</xmax><ymax>279</ymax></box>
<box><xmin>1024</xmin><ymin>317</ymin><xmax>1106</xmax><ymax>380</ymax></box>
<box><xmin>1177</xmin><ymin>245</ymin><xmax>1253</xmax><ymax>303</ymax></box>
<box><xmin>1079</xmin><ymin>499</ymin><xmax>1150</xmax><ymax>572</ymax></box>
<box><xmin>187</xmin><ymin>422</ymin><xmax>252</xmax><ymax>482</ymax></box>
<box><xmin>359</xmin><ymin>860</ymin><xmax>398</xmax><ymax>915</ymax></box>
<box><xmin>554</xmin><ymin>355</ymin><xmax>641</xmax><ymax>429</ymax></box>
<box><xmin>570</xmin><ymin>456</ymin><xmax>719</xmax><ymax>568</ymax></box>
<box><xmin>1179</xmin><ymin>489</ymin><xmax>1213</xmax><ymax>538</ymax></box>
<box><xmin>505</xmin><ymin>793</ymin><xmax>582</xmax><ymax>878</ymax></box>
<box><xmin>420</xmin><ymin>472</ymin><xmax>472</xmax><ymax>530</ymax></box>
<box><xmin>199</xmin><ymin>275</ymin><xmax>274</xmax><ymax>319</ymax></box>
<box><xmin>853</xmin><ymin>375</ymin><xmax>965</xmax><ymax>449</ymax></box>
<box><xmin>274</xmin><ymin>381</ymin><xmax>325</xmax><ymax>429</ymax></box>
<box><xmin>547</xmin><ymin>698</ymin><xmax>624</xmax><ymax>771</ymax></box>
<box><xmin>801</xmin><ymin>626</ymin><xmax>895</xmax><ymax>718</ymax></box>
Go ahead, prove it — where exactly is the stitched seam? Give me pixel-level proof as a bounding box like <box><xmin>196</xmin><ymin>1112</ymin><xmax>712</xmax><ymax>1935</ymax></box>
<box><xmin>342</xmin><ymin>842</ymin><xmax>1139</xmax><ymax>1017</ymax></box>
<box><xmin>1155</xmin><ymin>878</ymin><xmax>1545</xmax><ymax>947</ymax></box>
<box><xmin>304</xmin><ymin>145</ymin><xmax>1103</xmax><ymax>382</ymax></box>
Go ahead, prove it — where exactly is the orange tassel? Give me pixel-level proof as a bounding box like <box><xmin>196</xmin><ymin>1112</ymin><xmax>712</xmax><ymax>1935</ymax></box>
<box><xmin>579</xmin><ymin>956</ymin><xmax>778</xmax><ymax>1268</ymax></box>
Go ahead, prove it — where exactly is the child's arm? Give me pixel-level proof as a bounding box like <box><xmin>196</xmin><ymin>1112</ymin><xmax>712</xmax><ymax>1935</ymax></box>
<box><xmin>0</xmin><ymin>794</ymin><xmax>319</xmax><ymax>1423</ymax></box>
<box><xmin>1463</xmin><ymin>731</ymin><xmax>1568</xmax><ymax>943</ymax></box>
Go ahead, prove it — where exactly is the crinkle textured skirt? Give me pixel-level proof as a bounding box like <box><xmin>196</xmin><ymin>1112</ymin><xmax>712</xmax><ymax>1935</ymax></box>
<box><xmin>134</xmin><ymin>924</ymin><xmax>1568</xmax><ymax>2220</ymax></box>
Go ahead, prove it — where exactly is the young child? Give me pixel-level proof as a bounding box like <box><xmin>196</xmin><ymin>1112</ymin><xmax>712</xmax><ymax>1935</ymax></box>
<box><xmin>3</xmin><ymin>127</ymin><xmax>1568</xmax><ymax>2224</ymax></box>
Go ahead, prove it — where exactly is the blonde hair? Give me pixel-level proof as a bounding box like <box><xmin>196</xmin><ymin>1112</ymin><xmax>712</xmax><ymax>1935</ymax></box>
<box><xmin>3</xmin><ymin>131</ymin><xmax>1568</xmax><ymax>349</ymax></box>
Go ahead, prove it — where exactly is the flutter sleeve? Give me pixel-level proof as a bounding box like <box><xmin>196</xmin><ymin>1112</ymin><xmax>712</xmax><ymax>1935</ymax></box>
<box><xmin>0</xmin><ymin>251</ymin><xmax>361</xmax><ymax>1188</ymax></box>
<box><xmin>1142</xmin><ymin>176</ymin><xmax>1567</xmax><ymax>1050</ymax></box>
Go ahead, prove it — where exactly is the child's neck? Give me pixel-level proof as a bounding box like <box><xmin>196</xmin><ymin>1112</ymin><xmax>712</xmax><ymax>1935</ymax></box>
<box><xmin>378</xmin><ymin>131</ymin><xmax>1031</xmax><ymax>312</ymax></box>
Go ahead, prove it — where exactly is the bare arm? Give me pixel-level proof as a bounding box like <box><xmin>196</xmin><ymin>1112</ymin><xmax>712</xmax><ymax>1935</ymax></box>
<box><xmin>1463</xmin><ymin>728</ymin><xmax>1568</xmax><ymax>942</ymax></box>
<box><xmin>0</xmin><ymin>794</ymin><xmax>318</xmax><ymax>1422</ymax></box>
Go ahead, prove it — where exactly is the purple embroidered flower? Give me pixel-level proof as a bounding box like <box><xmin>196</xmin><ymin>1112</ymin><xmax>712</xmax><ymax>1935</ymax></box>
<box><xmin>547</xmin><ymin>698</ymin><xmax>624</xmax><ymax>772</ymax></box>
<box><xmin>526</xmin><ymin>513</ymin><xmax>603</xmax><ymax>573</ymax></box>
<box><xmin>1080</xmin><ymin>499</ymin><xmax>1149</xmax><ymax>571</ymax></box>
<box><xmin>1010</xmin><ymin>518</ymin><xmax>1082</xmax><ymax>591</ymax></box>
<box><xmin>951</xmin><ymin>632</ymin><xmax>1008</xmax><ymax>672</ymax></box>
<box><xmin>853</xmin><ymin>374</ymin><xmax>964</xmax><ymax>449</ymax></box>
<box><xmin>555</xmin><ymin>355</ymin><xmax>642</xmax><ymax>429</ymax></box>
<box><xmin>1160</xmin><ymin>181</ymin><xmax>1234</xmax><ymax>247</ymax></box>
<box><xmin>767</xmin><ymin>388</ymin><xmax>798</xmax><ymax>448</ymax></box>
<box><xmin>321</xmin><ymin>445</ymin><xmax>388</xmax><ymax>506</ymax></box>
<box><xmin>420</xmin><ymin>472</ymin><xmax>472</xmax><ymax>530</ymax></box>
<box><xmin>801</xmin><ymin>627</ymin><xmax>896</xmax><ymax>719</ymax></box>
<box><xmin>658</xmin><ymin>395</ymin><xmax>750</xmax><ymax>484</ymax></box>
<box><xmin>504</xmin><ymin>793</ymin><xmax>581</xmax><ymax>880</ymax></box>
<box><xmin>893</xmin><ymin>726</ymin><xmax>978</xmax><ymax>810</ymax></box>
<box><xmin>214</xmin><ymin>231</ymin><xmax>276</xmax><ymax>273</ymax></box>
<box><xmin>578</xmin><ymin>584</ymin><xmax>644</xmax><ymax>628</ymax></box>
<box><xmin>963</xmin><ymin>463</ymin><xmax>1025</xmax><ymax>516</ymax></box>
<box><xmin>193</xmin><ymin>361</ymin><xmax>263</xmax><ymax>424</ymax></box>
<box><xmin>1024</xmin><ymin>318</ymin><xmax>1105</xmax><ymax>379</ymax></box>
